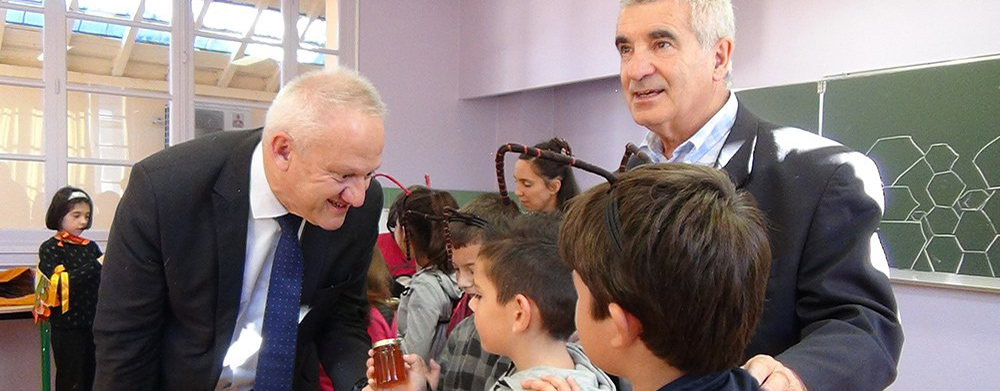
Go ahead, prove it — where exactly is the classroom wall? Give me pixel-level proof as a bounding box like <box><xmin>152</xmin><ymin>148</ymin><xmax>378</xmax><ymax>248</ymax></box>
<box><xmin>458</xmin><ymin>0</ymin><xmax>619</xmax><ymax>98</ymax></box>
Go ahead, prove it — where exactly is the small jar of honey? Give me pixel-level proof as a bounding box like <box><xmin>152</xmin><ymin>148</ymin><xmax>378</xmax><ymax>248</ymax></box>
<box><xmin>372</xmin><ymin>338</ymin><xmax>408</xmax><ymax>388</ymax></box>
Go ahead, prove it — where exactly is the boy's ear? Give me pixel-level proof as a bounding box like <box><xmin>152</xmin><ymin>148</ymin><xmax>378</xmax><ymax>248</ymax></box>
<box><xmin>608</xmin><ymin>302</ymin><xmax>643</xmax><ymax>348</ymax></box>
<box><xmin>511</xmin><ymin>293</ymin><xmax>533</xmax><ymax>334</ymax></box>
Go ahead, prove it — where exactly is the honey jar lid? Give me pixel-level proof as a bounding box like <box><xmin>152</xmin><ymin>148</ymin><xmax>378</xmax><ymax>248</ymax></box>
<box><xmin>373</xmin><ymin>338</ymin><xmax>399</xmax><ymax>349</ymax></box>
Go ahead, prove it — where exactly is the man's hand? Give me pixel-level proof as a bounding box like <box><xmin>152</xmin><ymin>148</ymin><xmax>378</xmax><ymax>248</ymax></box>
<box><xmin>520</xmin><ymin>375</ymin><xmax>581</xmax><ymax>391</ymax></box>
<box><xmin>742</xmin><ymin>355</ymin><xmax>807</xmax><ymax>391</ymax></box>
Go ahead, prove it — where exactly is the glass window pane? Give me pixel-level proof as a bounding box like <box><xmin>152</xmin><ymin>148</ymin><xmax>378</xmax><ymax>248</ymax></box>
<box><xmin>253</xmin><ymin>9</ymin><xmax>283</xmax><ymax>42</ymax></box>
<box><xmin>0</xmin><ymin>159</ymin><xmax>45</xmax><ymax>229</ymax></box>
<box><xmin>0</xmin><ymin>9</ymin><xmax>43</xmax><ymax>79</ymax></box>
<box><xmin>193</xmin><ymin>105</ymin><xmax>266</xmax><ymax>138</ymax></box>
<box><xmin>302</xmin><ymin>18</ymin><xmax>328</xmax><ymax>49</ymax></box>
<box><xmin>67</xmin><ymin>92</ymin><xmax>167</xmax><ymax>162</ymax></box>
<box><xmin>68</xmin><ymin>19</ymin><xmax>170</xmax><ymax>93</ymax></box>
<box><xmin>68</xmin><ymin>163</ymin><xmax>131</xmax><ymax>231</ymax></box>
<box><xmin>10</xmin><ymin>0</ymin><xmax>43</xmax><ymax>8</ymax></box>
<box><xmin>142</xmin><ymin>0</ymin><xmax>172</xmax><ymax>25</ymax></box>
<box><xmin>136</xmin><ymin>28</ymin><xmax>170</xmax><ymax>46</ymax></box>
<box><xmin>244</xmin><ymin>43</ymin><xmax>283</xmax><ymax>63</ymax></box>
<box><xmin>0</xmin><ymin>85</ymin><xmax>43</xmax><ymax>155</ymax></box>
<box><xmin>202</xmin><ymin>1</ymin><xmax>259</xmax><ymax>37</ymax></box>
<box><xmin>297</xmin><ymin>49</ymin><xmax>325</xmax><ymax>66</ymax></box>
<box><xmin>77</xmin><ymin>0</ymin><xmax>141</xmax><ymax>21</ymax></box>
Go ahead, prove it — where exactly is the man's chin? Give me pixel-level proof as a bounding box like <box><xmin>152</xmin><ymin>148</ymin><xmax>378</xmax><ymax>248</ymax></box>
<box><xmin>312</xmin><ymin>215</ymin><xmax>347</xmax><ymax>231</ymax></box>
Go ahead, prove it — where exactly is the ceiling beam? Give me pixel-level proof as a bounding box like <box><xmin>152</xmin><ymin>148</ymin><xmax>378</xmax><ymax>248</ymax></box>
<box><xmin>111</xmin><ymin>0</ymin><xmax>146</xmax><ymax>77</ymax></box>
<box><xmin>217</xmin><ymin>2</ymin><xmax>266</xmax><ymax>88</ymax></box>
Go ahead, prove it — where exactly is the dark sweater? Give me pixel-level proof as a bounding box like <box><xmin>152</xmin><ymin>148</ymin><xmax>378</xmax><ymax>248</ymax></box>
<box><xmin>39</xmin><ymin>236</ymin><xmax>103</xmax><ymax>329</ymax></box>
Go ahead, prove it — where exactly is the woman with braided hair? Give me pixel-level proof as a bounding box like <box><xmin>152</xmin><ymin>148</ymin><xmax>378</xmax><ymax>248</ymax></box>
<box><xmin>387</xmin><ymin>185</ymin><xmax>463</xmax><ymax>362</ymax></box>
<box><xmin>514</xmin><ymin>138</ymin><xmax>581</xmax><ymax>212</ymax></box>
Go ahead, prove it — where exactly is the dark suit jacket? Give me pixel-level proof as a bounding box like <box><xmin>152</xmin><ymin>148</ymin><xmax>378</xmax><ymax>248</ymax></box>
<box><xmin>631</xmin><ymin>105</ymin><xmax>904</xmax><ymax>391</ymax></box>
<box><xmin>93</xmin><ymin>129</ymin><xmax>383</xmax><ymax>391</ymax></box>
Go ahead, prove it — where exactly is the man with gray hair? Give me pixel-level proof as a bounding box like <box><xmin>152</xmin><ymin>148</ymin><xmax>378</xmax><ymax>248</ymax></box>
<box><xmin>94</xmin><ymin>68</ymin><xmax>386</xmax><ymax>391</ymax></box>
<box><xmin>613</xmin><ymin>1</ymin><xmax>904</xmax><ymax>390</ymax></box>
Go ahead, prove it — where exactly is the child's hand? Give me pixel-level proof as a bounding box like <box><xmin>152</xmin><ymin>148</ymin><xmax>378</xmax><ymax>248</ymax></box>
<box><xmin>364</xmin><ymin>349</ymin><xmax>433</xmax><ymax>391</ymax></box>
<box><xmin>426</xmin><ymin>359</ymin><xmax>441</xmax><ymax>390</ymax></box>
<box><xmin>520</xmin><ymin>376</ymin><xmax>581</xmax><ymax>391</ymax></box>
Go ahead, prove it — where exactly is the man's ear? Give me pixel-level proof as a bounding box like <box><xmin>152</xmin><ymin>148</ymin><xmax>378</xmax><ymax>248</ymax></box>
<box><xmin>608</xmin><ymin>302</ymin><xmax>643</xmax><ymax>348</ymax></box>
<box><xmin>511</xmin><ymin>293</ymin><xmax>533</xmax><ymax>334</ymax></box>
<box><xmin>712</xmin><ymin>37</ymin><xmax>734</xmax><ymax>82</ymax></box>
<box><xmin>269</xmin><ymin>131</ymin><xmax>294</xmax><ymax>171</ymax></box>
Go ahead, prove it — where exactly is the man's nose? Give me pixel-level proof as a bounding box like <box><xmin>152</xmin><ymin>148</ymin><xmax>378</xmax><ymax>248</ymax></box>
<box><xmin>340</xmin><ymin>177</ymin><xmax>368</xmax><ymax>208</ymax></box>
<box><xmin>624</xmin><ymin>49</ymin><xmax>655</xmax><ymax>82</ymax></box>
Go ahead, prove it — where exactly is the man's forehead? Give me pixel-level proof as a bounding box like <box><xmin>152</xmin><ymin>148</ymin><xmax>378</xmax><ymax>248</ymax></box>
<box><xmin>616</xmin><ymin>2</ymin><xmax>689</xmax><ymax>34</ymax></box>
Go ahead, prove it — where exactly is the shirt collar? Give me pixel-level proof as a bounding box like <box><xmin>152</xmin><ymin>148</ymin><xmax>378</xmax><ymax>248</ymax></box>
<box><xmin>250</xmin><ymin>142</ymin><xmax>288</xmax><ymax>220</ymax></box>
<box><xmin>639</xmin><ymin>91</ymin><xmax>738</xmax><ymax>164</ymax></box>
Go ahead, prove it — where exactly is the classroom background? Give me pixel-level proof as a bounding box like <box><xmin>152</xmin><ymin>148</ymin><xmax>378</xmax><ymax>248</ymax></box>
<box><xmin>1</xmin><ymin>1</ymin><xmax>998</xmax><ymax>390</ymax></box>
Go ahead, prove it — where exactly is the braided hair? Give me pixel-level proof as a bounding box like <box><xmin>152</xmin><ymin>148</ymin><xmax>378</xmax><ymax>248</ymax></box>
<box><xmin>387</xmin><ymin>186</ymin><xmax>459</xmax><ymax>273</ymax></box>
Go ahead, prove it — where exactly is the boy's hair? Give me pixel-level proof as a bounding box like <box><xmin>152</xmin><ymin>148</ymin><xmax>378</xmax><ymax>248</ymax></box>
<box><xmin>46</xmin><ymin>186</ymin><xmax>94</xmax><ymax>231</ymax></box>
<box><xmin>479</xmin><ymin>213</ymin><xmax>576</xmax><ymax>340</ymax></box>
<box><xmin>560</xmin><ymin>164</ymin><xmax>771</xmax><ymax>375</ymax></box>
<box><xmin>387</xmin><ymin>185</ymin><xmax>459</xmax><ymax>273</ymax></box>
<box><xmin>449</xmin><ymin>193</ymin><xmax>521</xmax><ymax>248</ymax></box>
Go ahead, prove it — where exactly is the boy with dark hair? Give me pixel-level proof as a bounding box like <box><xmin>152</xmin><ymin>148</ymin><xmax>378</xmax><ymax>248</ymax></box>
<box><xmin>439</xmin><ymin>193</ymin><xmax>521</xmax><ymax>391</ymax></box>
<box><xmin>543</xmin><ymin>164</ymin><xmax>771</xmax><ymax>391</ymax></box>
<box><xmin>365</xmin><ymin>213</ymin><xmax>613</xmax><ymax>391</ymax></box>
<box><xmin>470</xmin><ymin>213</ymin><xmax>612</xmax><ymax>391</ymax></box>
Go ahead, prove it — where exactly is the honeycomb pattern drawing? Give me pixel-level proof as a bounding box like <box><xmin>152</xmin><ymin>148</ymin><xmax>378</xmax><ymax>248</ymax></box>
<box><xmin>868</xmin><ymin>135</ymin><xmax>1000</xmax><ymax>277</ymax></box>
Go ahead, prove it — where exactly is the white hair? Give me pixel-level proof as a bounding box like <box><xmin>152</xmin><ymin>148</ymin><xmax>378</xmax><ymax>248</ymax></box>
<box><xmin>620</xmin><ymin>0</ymin><xmax>735</xmax><ymax>50</ymax></box>
<box><xmin>264</xmin><ymin>67</ymin><xmax>387</xmax><ymax>148</ymax></box>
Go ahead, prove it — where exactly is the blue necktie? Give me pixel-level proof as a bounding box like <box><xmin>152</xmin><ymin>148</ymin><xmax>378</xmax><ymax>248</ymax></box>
<box><xmin>256</xmin><ymin>214</ymin><xmax>305</xmax><ymax>391</ymax></box>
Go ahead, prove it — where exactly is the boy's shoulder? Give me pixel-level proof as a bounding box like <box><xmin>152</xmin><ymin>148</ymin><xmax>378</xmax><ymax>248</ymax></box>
<box><xmin>493</xmin><ymin>343</ymin><xmax>615</xmax><ymax>391</ymax></box>
<box><xmin>655</xmin><ymin>368</ymin><xmax>761</xmax><ymax>391</ymax></box>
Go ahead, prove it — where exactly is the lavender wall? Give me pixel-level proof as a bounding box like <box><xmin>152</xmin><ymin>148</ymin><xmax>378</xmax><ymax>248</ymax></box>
<box><xmin>458</xmin><ymin>0</ymin><xmax>619</xmax><ymax>98</ymax></box>
<box><xmin>731</xmin><ymin>0</ymin><xmax>1000</xmax><ymax>89</ymax></box>
<box><xmin>356</xmin><ymin>0</ymin><xmax>498</xmax><ymax>192</ymax></box>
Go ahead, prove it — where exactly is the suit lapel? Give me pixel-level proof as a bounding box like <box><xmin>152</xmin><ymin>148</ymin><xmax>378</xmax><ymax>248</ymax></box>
<box><xmin>210</xmin><ymin>129</ymin><xmax>262</xmax><ymax>371</ymax></box>
<box><xmin>721</xmin><ymin>104</ymin><xmax>761</xmax><ymax>189</ymax></box>
<box><xmin>299</xmin><ymin>223</ymin><xmax>341</xmax><ymax>300</ymax></box>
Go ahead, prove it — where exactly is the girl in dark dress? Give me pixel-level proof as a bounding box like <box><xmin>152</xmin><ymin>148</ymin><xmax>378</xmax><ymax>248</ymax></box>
<box><xmin>38</xmin><ymin>186</ymin><xmax>102</xmax><ymax>391</ymax></box>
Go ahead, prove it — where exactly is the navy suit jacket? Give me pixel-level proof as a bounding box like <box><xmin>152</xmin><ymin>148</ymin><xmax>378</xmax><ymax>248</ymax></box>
<box><xmin>94</xmin><ymin>129</ymin><xmax>382</xmax><ymax>391</ymax></box>
<box><xmin>631</xmin><ymin>105</ymin><xmax>904</xmax><ymax>391</ymax></box>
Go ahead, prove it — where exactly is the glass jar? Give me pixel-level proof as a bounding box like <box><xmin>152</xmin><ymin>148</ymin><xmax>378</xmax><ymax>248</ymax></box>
<box><xmin>372</xmin><ymin>338</ymin><xmax>407</xmax><ymax>388</ymax></box>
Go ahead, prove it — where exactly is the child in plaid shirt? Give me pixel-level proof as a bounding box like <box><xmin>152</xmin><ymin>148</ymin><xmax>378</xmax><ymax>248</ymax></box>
<box><xmin>437</xmin><ymin>194</ymin><xmax>520</xmax><ymax>391</ymax></box>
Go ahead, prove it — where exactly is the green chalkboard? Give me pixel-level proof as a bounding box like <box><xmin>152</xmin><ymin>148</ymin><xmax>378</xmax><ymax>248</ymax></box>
<box><xmin>735</xmin><ymin>82</ymin><xmax>820</xmax><ymax>134</ymax></box>
<box><xmin>735</xmin><ymin>56</ymin><xmax>1000</xmax><ymax>281</ymax></box>
<box><xmin>821</xmin><ymin>58</ymin><xmax>1000</xmax><ymax>278</ymax></box>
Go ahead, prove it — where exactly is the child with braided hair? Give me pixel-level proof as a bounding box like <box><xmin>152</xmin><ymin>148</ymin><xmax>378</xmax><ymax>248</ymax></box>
<box><xmin>513</xmin><ymin>138</ymin><xmax>580</xmax><ymax>212</ymax></box>
<box><xmin>388</xmin><ymin>186</ymin><xmax>463</xmax><ymax>362</ymax></box>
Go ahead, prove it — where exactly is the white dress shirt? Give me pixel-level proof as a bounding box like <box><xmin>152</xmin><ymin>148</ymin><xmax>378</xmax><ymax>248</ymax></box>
<box><xmin>216</xmin><ymin>142</ymin><xmax>304</xmax><ymax>391</ymax></box>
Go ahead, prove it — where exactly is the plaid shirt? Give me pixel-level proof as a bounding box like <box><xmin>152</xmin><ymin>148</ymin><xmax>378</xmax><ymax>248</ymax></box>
<box><xmin>437</xmin><ymin>316</ymin><xmax>512</xmax><ymax>391</ymax></box>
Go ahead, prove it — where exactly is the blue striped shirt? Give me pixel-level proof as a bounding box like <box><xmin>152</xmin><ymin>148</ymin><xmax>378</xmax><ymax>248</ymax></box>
<box><xmin>639</xmin><ymin>92</ymin><xmax>739</xmax><ymax>167</ymax></box>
